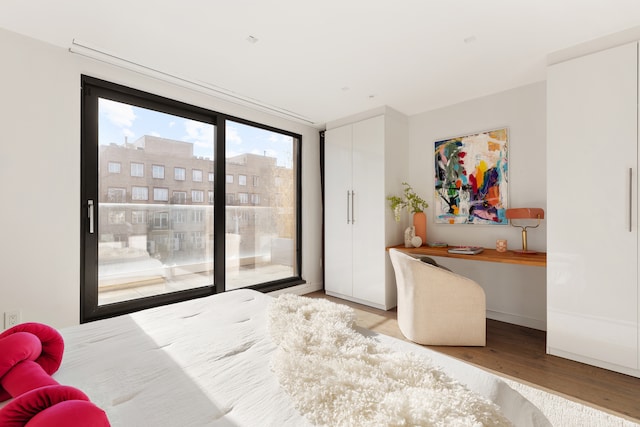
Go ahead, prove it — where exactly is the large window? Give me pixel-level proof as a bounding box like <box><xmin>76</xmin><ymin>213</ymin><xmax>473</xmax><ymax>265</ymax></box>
<box><xmin>81</xmin><ymin>76</ymin><xmax>302</xmax><ymax>322</ymax></box>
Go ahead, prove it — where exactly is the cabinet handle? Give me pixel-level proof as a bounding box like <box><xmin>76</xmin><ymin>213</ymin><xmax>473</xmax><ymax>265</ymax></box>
<box><xmin>351</xmin><ymin>191</ymin><xmax>355</xmax><ymax>224</ymax></box>
<box><xmin>346</xmin><ymin>191</ymin><xmax>350</xmax><ymax>224</ymax></box>
<box><xmin>88</xmin><ymin>199</ymin><xmax>95</xmax><ymax>234</ymax></box>
<box><xmin>629</xmin><ymin>168</ymin><xmax>633</xmax><ymax>232</ymax></box>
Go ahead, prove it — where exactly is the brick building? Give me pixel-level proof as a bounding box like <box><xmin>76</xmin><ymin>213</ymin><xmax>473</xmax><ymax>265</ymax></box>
<box><xmin>98</xmin><ymin>135</ymin><xmax>293</xmax><ymax>274</ymax></box>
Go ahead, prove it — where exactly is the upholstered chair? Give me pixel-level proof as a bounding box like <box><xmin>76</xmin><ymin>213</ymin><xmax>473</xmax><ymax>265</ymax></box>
<box><xmin>388</xmin><ymin>249</ymin><xmax>486</xmax><ymax>346</ymax></box>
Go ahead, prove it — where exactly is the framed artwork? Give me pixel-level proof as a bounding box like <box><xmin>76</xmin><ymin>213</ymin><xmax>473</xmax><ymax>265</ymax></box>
<box><xmin>434</xmin><ymin>128</ymin><xmax>508</xmax><ymax>225</ymax></box>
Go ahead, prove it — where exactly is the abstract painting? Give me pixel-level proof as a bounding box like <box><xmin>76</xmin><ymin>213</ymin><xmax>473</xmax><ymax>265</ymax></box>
<box><xmin>434</xmin><ymin>128</ymin><xmax>508</xmax><ymax>224</ymax></box>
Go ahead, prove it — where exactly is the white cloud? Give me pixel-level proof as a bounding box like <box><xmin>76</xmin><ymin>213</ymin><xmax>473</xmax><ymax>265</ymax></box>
<box><xmin>184</xmin><ymin>119</ymin><xmax>214</xmax><ymax>156</ymax></box>
<box><xmin>184</xmin><ymin>120</ymin><xmax>214</xmax><ymax>142</ymax></box>
<box><xmin>123</xmin><ymin>128</ymin><xmax>135</xmax><ymax>139</ymax></box>
<box><xmin>100</xmin><ymin>99</ymin><xmax>136</xmax><ymax>128</ymax></box>
<box><xmin>169</xmin><ymin>121</ymin><xmax>176</xmax><ymax>128</ymax></box>
<box><xmin>226</xmin><ymin>126</ymin><xmax>242</xmax><ymax>145</ymax></box>
<box><xmin>150</xmin><ymin>131</ymin><xmax>161</xmax><ymax>137</ymax></box>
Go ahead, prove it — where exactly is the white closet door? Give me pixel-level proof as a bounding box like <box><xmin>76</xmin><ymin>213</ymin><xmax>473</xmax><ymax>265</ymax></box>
<box><xmin>351</xmin><ymin>115</ymin><xmax>385</xmax><ymax>304</ymax></box>
<box><xmin>324</xmin><ymin>125</ymin><xmax>354</xmax><ymax>296</ymax></box>
<box><xmin>547</xmin><ymin>42</ymin><xmax>638</xmax><ymax>369</ymax></box>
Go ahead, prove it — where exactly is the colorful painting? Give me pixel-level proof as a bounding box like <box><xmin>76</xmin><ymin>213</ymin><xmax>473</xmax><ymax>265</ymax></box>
<box><xmin>434</xmin><ymin>128</ymin><xmax>508</xmax><ymax>225</ymax></box>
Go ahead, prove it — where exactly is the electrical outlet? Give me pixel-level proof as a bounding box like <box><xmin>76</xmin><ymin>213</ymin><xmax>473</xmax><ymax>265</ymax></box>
<box><xmin>4</xmin><ymin>311</ymin><xmax>21</xmax><ymax>329</ymax></box>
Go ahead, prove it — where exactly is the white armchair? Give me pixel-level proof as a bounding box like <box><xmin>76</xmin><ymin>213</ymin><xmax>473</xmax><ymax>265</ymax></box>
<box><xmin>388</xmin><ymin>249</ymin><xmax>486</xmax><ymax>346</ymax></box>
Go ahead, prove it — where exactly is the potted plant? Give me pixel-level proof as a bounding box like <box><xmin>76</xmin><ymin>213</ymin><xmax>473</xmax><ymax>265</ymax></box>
<box><xmin>387</xmin><ymin>182</ymin><xmax>429</xmax><ymax>244</ymax></box>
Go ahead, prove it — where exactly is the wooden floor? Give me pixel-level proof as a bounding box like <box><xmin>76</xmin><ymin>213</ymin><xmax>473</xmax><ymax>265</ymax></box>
<box><xmin>306</xmin><ymin>291</ymin><xmax>640</xmax><ymax>422</ymax></box>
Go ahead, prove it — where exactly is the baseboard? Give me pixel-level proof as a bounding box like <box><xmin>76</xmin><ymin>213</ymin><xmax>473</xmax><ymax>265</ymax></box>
<box><xmin>268</xmin><ymin>282</ymin><xmax>322</xmax><ymax>297</ymax></box>
<box><xmin>486</xmin><ymin>310</ymin><xmax>546</xmax><ymax>331</ymax></box>
<box><xmin>547</xmin><ymin>347</ymin><xmax>640</xmax><ymax>379</ymax></box>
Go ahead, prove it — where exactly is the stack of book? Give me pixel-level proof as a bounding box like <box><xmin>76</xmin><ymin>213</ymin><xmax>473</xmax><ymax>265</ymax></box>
<box><xmin>447</xmin><ymin>246</ymin><xmax>484</xmax><ymax>255</ymax></box>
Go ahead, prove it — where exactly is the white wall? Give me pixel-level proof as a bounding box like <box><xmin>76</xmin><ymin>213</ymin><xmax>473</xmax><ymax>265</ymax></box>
<box><xmin>0</xmin><ymin>28</ymin><xmax>323</xmax><ymax>329</ymax></box>
<box><xmin>406</xmin><ymin>82</ymin><xmax>548</xmax><ymax>330</ymax></box>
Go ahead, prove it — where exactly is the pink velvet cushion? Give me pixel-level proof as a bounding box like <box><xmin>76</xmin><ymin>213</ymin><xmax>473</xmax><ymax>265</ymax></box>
<box><xmin>0</xmin><ymin>323</ymin><xmax>65</xmax><ymax>375</ymax></box>
<box><xmin>0</xmin><ymin>324</ymin><xmax>64</xmax><ymax>403</ymax></box>
<box><xmin>0</xmin><ymin>385</ymin><xmax>109</xmax><ymax>427</ymax></box>
<box><xmin>2</xmin><ymin>360</ymin><xmax>59</xmax><ymax>399</ymax></box>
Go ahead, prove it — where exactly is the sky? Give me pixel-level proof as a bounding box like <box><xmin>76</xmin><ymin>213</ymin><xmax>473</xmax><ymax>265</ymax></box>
<box><xmin>98</xmin><ymin>98</ymin><xmax>294</xmax><ymax>167</ymax></box>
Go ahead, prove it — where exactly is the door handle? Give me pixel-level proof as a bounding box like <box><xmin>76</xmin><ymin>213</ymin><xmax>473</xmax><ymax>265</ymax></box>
<box><xmin>346</xmin><ymin>191</ymin><xmax>350</xmax><ymax>224</ymax></box>
<box><xmin>88</xmin><ymin>199</ymin><xmax>95</xmax><ymax>234</ymax></box>
<box><xmin>351</xmin><ymin>191</ymin><xmax>355</xmax><ymax>224</ymax></box>
<box><xmin>629</xmin><ymin>168</ymin><xmax>633</xmax><ymax>232</ymax></box>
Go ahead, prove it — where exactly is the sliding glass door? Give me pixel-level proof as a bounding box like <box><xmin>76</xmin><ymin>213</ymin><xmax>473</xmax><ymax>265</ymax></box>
<box><xmin>224</xmin><ymin>120</ymin><xmax>299</xmax><ymax>289</ymax></box>
<box><xmin>81</xmin><ymin>76</ymin><xmax>303</xmax><ymax>322</ymax></box>
<box><xmin>97</xmin><ymin>99</ymin><xmax>215</xmax><ymax>305</ymax></box>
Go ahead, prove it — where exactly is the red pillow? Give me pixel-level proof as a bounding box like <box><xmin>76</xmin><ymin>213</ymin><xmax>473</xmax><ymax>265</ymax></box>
<box><xmin>0</xmin><ymin>385</ymin><xmax>109</xmax><ymax>427</ymax></box>
<box><xmin>0</xmin><ymin>323</ymin><xmax>64</xmax><ymax>375</ymax></box>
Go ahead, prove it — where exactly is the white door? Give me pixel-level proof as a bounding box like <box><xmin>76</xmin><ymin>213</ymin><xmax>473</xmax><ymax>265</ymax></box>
<box><xmin>547</xmin><ymin>42</ymin><xmax>638</xmax><ymax>369</ymax></box>
<box><xmin>325</xmin><ymin>125</ymin><xmax>354</xmax><ymax>296</ymax></box>
<box><xmin>352</xmin><ymin>116</ymin><xmax>386</xmax><ymax>304</ymax></box>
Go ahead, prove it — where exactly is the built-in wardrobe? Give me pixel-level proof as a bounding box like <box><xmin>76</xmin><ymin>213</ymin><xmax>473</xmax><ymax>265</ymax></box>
<box><xmin>547</xmin><ymin>40</ymin><xmax>640</xmax><ymax>378</ymax></box>
<box><xmin>323</xmin><ymin>107</ymin><xmax>408</xmax><ymax>310</ymax></box>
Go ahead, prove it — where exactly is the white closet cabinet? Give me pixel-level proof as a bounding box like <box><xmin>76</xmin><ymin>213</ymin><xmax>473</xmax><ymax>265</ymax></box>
<box><xmin>324</xmin><ymin>110</ymin><xmax>406</xmax><ymax>310</ymax></box>
<box><xmin>547</xmin><ymin>41</ymin><xmax>640</xmax><ymax>377</ymax></box>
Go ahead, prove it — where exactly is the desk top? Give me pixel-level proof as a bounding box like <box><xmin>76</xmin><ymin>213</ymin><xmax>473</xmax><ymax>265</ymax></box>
<box><xmin>386</xmin><ymin>244</ymin><xmax>546</xmax><ymax>267</ymax></box>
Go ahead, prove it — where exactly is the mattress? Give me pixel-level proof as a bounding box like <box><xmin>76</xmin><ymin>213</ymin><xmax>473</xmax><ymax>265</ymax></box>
<box><xmin>47</xmin><ymin>289</ymin><xmax>549</xmax><ymax>426</ymax></box>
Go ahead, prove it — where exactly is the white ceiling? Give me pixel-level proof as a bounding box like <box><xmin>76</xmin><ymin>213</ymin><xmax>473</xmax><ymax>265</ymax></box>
<box><xmin>1</xmin><ymin>1</ymin><xmax>639</xmax><ymax>127</ymax></box>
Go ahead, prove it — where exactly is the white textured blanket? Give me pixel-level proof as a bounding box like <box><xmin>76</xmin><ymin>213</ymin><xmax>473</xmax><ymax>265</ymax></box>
<box><xmin>48</xmin><ymin>289</ymin><xmax>548</xmax><ymax>426</ymax></box>
<box><xmin>268</xmin><ymin>294</ymin><xmax>513</xmax><ymax>427</ymax></box>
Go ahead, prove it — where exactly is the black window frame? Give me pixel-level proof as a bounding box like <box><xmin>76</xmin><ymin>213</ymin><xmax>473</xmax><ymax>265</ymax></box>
<box><xmin>81</xmin><ymin>75</ymin><xmax>304</xmax><ymax>323</ymax></box>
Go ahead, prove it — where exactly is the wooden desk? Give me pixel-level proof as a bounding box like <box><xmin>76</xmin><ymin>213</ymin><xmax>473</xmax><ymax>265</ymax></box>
<box><xmin>386</xmin><ymin>244</ymin><xmax>546</xmax><ymax>267</ymax></box>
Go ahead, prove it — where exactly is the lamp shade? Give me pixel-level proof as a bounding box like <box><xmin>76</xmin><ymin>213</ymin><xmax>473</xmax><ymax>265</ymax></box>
<box><xmin>505</xmin><ymin>208</ymin><xmax>544</xmax><ymax>220</ymax></box>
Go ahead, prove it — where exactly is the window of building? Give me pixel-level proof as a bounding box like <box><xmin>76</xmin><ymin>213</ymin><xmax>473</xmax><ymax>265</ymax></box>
<box><xmin>108</xmin><ymin>162</ymin><xmax>121</xmax><ymax>173</ymax></box>
<box><xmin>172</xmin><ymin>191</ymin><xmax>187</xmax><ymax>204</ymax></box>
<box><xmin>132</xmin><ymin>211</ymin><xmax>147</xmax><ymax>224</ymax></box>
<box><xmin>153</xmin><ymin>212</ymin><xmax>169</xmax><ymax>229</ymax></box>
<box><xmin>252</xmin><ymin>175</ymin><xmax>259</xmax><ymax>187</ymax></box>
<box><xmin>153</xmin><ymin>187</ymin><xmax>169</xmax><ymax>201</ymax></box>
<box><xmin>226</xmin><ymin>193</ymin><xmax>235</xmax><ymax>205</ymax></box>
<box><xmin>251</xmin><ymin>193</ymin><xmax>260</xmax><ymax>205</ymax></box>
<box><xmin>107</xmin><ymin>187</ymin><xmax>126</xmax><ymax>203</ymax></box>
<box><xmin>238</xmin><ymin>192</ymin><xmax>249</xmax><ymax>204</ymax></box>
<box><xmin>192</xmin><ymin>190</ymin><xmax>204</xmax><ymax>203</ymax></box>
<box><xmin>131</xmin><ymin>162</ymin><xmax>144</xmax><ymax>177</ymax></box>
<box><xmin>174</xmin><ymin>210</ymin><xmax>186</xmax><ymax>224</ymax></box>
<box><xmin>208</xmin><ymin>191</ymin><xmax>214</xmax><ymax>204</ymax></box>
<box><xmin>192</xmin><ymin>231</ymin><xmax>204</xmax><ymax>249</ymax></box>
<box><xmin>152</xmin><ymin>164</ymin><xmax>165</xmax><ymax>179</ymax></box>
<box><xmin>173</xmin><ymin>232</ymin><xmax>185</xmax><ymax>251</ymax></box>
<box><xmin>174</xmin><ymin>167</ymin><xmax>186</xmax><ymax>181</ymax></box>
<box><xmin>208</xmin><ymin>172</ymin><xmax>214</xmax><ymax>182</ymax></box>
<box><xmin>239</xmin><ymin>174</ymin><xmax>247</xmax><ymax>186</ymax></box>
<box><xmin>132</xmin><ymin>186</ymin><xmax>149</xmax><ymax>201</ymax></box>
<box><xmin>108</xmin><ymin>210</ymin><xmax>126</xmax><ymax>224</ymax></box>
<box><xmin>192</xmin><ymin>210</ymin><xmax>204</xmax><ymax>223</ymax></box>
<box><xmin>226</xmin><ymin>174</ymin><xmax>234</xmax><ymax>184</ymax></box>
<box><xmin>192</xmin><ymin>169</ymin><xmax>203</xmax><ymax>182</ymax></box>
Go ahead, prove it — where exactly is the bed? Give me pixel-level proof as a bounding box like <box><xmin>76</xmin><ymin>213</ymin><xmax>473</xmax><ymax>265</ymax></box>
<box><xmin>6</xmin><ymin>289</ymin><xmax>550</xmax><ymax>426</ymax></box>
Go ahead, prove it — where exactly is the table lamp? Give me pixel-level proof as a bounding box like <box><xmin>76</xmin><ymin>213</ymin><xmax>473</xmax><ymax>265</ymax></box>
<box><xmin>505</xmin><ymin>208</ymin><xmax>544</xmax><ymax>254</ymax></box>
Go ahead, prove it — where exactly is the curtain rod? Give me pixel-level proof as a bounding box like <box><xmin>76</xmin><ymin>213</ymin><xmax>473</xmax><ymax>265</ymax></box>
<box><xmin>68</xmin><ymin>39</ymin><xmax>316</xmax><ymax>126</ymax></box>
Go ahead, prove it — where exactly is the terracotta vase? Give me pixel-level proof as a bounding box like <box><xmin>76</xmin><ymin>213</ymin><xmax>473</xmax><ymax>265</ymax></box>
<box><xmin>413</xmin><ymin>211</ymin><xmax>427</xmax><ymax>245</ymax></box>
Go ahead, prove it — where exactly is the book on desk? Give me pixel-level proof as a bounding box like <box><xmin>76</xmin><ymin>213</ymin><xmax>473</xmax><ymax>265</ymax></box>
<box><xmin>447</xmin><ymin>246</ymin><xmax>484</xmax><ymax>255</ymax></box>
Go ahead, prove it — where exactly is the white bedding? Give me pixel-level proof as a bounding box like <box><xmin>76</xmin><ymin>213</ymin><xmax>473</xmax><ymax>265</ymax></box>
<box><xmin>50</xmin><ymin>289</ymin><xmax>550</xmax><ymax>426</ymax></box>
